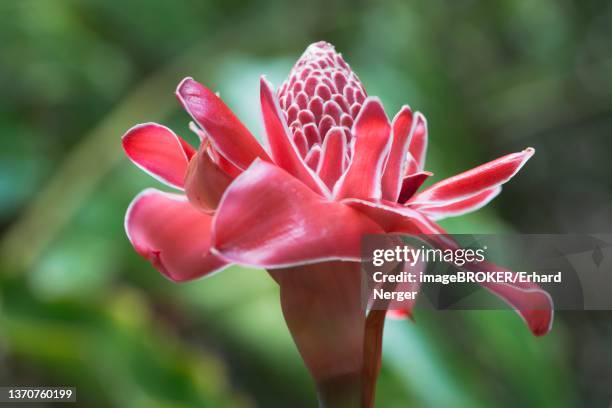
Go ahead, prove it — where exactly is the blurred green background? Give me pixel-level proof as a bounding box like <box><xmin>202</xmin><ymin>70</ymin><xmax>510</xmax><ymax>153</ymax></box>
<box><xmin>1</xmin><ymin>0</ymin><xmax>611</xmax><ymax>406</ymax></box>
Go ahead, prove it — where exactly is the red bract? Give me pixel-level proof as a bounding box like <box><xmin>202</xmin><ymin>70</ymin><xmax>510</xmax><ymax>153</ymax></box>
<box><xmin>122</xmin><ymin>41</ymin><xmax>552</xmax><ymax>405</ymax></box>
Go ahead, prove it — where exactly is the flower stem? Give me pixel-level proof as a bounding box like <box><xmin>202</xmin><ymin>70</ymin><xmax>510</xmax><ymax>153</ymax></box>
<box><xmin>361</xmin><ymin>310</ymin><xmax>387</xmax><ymax>408</ymax></box>
<box><xmin>269</xmin><ymin>262</ymin><xmax>366</xmax><ymax>407</ymax></box>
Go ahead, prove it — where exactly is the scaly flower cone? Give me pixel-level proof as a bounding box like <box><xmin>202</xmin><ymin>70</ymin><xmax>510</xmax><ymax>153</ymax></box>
<box><xmin>122</xmin><ymin>42</ymin><xmax>553</xmax><ymax>407</ymax></box>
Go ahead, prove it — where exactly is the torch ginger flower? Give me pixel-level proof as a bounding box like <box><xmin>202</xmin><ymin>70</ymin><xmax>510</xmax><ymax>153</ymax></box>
<box><xmin>122</xmin><ymin>41</ymin><xmax>553</xmax><ymax>406</ymax></box>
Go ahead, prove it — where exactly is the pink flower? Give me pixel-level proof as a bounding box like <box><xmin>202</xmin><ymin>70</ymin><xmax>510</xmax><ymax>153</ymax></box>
<box><xmin>122</xmin><ymin>41</ymin><xmax>553</xmax><ymax>405</ymax></box>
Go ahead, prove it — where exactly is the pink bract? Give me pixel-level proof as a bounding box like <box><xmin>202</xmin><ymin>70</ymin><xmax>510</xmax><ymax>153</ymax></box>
<box><xmin>122</xmin><ymin>41</ymin><xmax>552</xmax><ymax>337</ymax></box>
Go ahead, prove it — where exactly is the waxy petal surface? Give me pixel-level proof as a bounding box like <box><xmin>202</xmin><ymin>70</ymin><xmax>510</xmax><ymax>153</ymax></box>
<box><xmin>413</xmin><ymin>186</ymin><xmax>501</xmax><ymax>220</ymax></box>
<box><xmin>260</xmin><ymin>77</ymin><xmax>329</xmax><ymax>196</ymax></box>
<box><xmin>343</xmin><ymin>198</ymin><xmax>453</xmax><ymax>247</ymax></box>
<box><xmin>334</xmin><ymin>98</ymin><xmax>392</xmax><ymax>200</ymax></box>
<box><xmin>122</xmin><ymin>123</ymin><xmax>194</xmax><ymax>189</ymax></box>
<box><xmin>413</xmin><ymin>148</ymin><xmax>534</xmax><ymax>205</ymax></box>
<box><xmin>381</xmin><ymin>106</ymin><xmax>414</xmax><ymax>201</ymax></box>
<box><xmin>125</xmin><ymin>189</ymin><xmax>227</xmax><ymax>282</ymax></box>
<box><xmin>184</xmin><ymin>145</ymin><xmax>233</xmax><ymax>213</ymax></box>
<box><xmin>176</xmin><ymin>77</ymin><xmax>269</xmax><ymax>169</ymax></box>
<box><xmin>408</xmin><ymin>113</ymin><xmax>428</xmax><ymax>170</ymax></box>
<box><xmin>213</xmin><ymin>160</ymin><xmax>384</xmax><ymax>268</ymax></box>
<box><xmin>317</xmin><ymin>127</ymin><xmax>347</xmax><ymax>189</ymax></box>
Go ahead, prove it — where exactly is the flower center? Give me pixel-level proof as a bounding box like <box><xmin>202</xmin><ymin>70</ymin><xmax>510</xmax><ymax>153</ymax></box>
<box><xmin>278</xmin><ymin>42</ymin><xmax>366</xmax><ymax>154</ymax></box>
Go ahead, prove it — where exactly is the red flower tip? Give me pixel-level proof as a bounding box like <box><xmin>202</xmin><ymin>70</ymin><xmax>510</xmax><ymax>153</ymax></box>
<box><xmin>278</xmin><ymin>41</ymin><xmax>366</xmax><ymax>161</ymax></box>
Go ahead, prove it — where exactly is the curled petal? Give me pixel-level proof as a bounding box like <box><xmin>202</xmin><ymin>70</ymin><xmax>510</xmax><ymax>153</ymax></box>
<box><xmin>184</xmin><ymin>144</ymin><xmax>233</xmax><ymax>213</ymax></box>
<box><xmin>472</xmin><ymin>260</ymin><xmax>554</xmax><ymax>336</ymax></box>
<box><xmin>408</xmin><ymin>113</ymin><xmax>428</xmax><ymax>170</ymax></box>
<box><xmin>398</xmin><ymin>171</ymin><xmax>433</xmax><ymax>203</ymax></box>
<box><xmin>413</xmin><ymin>186</ymin><xmax>501</xmax><ymax>220</ymax></box>
<box><xmin>412</xmin><ymin>148</ymin><xmax>535</xmax><ymax>205</ymax></box>
<box><xmin>343</xmin><ymin>198</ymin><xmax>553</xmax><ymax>336</ymax></box>
<box><xmin>317</xmin><ymin>127</ymin><xmax>347</xmax><ymax>189</ymax></box>
<box><xmin>176</xmin><ymin>77</ymin><xmax>270</xmax><ymax>169</ymax></box>
<box><xmin>381</xmin><ymin>106</ymin><xmax>414</xmax><ymax>201</ymax></box>
<box><xmin>260</xmin><ymin>77</ymin><xmax>329</xmax><ymax>197</ymax></box>
<box><xmin>125</xmin><ymin>189</ymin><xmax>227</xmax><ymax>282</ymax></box>
<box><xmin>334</xmin><ymin>97</ymin><xmax>392</xmax><ymax>200</ymax></box>
<box><xmin>122</xmin><ymin>123</ymin><xmax>195</xmax><ymax>189</ymax></box>
<box><xmin>213</xmin><ymin>160</ymin><xmax>384</xmax><ymax>268</ymax></box>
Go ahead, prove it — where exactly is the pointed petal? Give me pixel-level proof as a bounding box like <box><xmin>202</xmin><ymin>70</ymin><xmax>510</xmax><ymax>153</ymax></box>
<box><xmin>317</xmin><ymin>126</ymin><xmax>347</xmax><ymax>190</ymax></box>
<box><xmin>408</xmin><ymin>113</ymin><xmax>428</xmax><ymax>170</ymax></box>
<box><xmin>184</xmin><ymin>144</ymin><xmax>233</xmax><ymax>213</ymax></box>
<box><xmin>122</xmin><ymin>123</ymin><xmax>195</xmax><ymax>189</ymax></box>
<box><xmin>334</xmin><ymin>97</ymin><xmax>392</xmax><ymax>200</ymax></box>
<box><xmin>260</xmin><ymin>77</ymin><xmax>329</xmax><ymax>196</ymax></box>
<box><xmin>398</xmin><ymin>171</ymin><xmax>433</xmax><ymax>203</ymax></box>
<box><xmin>212</xmin><ymin>160</ymin><xmax>384</xmax><ymax>268</ymax></box>
<box><xmin>381</xmin><ymin>106</ymin><xmax>414</xmax><ymax>201</ymax></box>
<box><xmin>413</xmin><ymin>186</ymin><xmax>502</xmax><ymax>220</ymax></box>
<box><xmin>342</xmin><ymin>198</ymin><xmax>553</xmax><ymax>336</ymax></box>
<box><xmin>125</xmin><ymin>189</ymin><xmax>227</xmax><ymax>282</ymax></box>
<box><xmin>176</xmin><ymin>77</ymin><xmax>270</xmax><ymax>169</ymax></box>
<box><xmin>473</xmin><ymin>260</ymin><xmax>554</xmax><ymax>336</ymax></box>
<box><xmin>413</xmin><ymin>148</ymin><xmax>535</xmax><ymax>205</ymax></box>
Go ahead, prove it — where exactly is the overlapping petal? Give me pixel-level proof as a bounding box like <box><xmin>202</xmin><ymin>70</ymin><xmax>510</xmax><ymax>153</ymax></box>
<box><xmin>334</xmin><ymin>98</ymin><xmax>392</xmax><ymax>200</ymax></box>
<box><xmin>212</xmin><ymin>160</ymin><xmax>384</xmax><ymax>268</ymax></box>
<box><xmin>343</xmin><ymin>198</ymin><xmax>447</xmax><ymax>236</ymax></box>
<box><xmin>122</xmin><ymin>123</ymin><xmax>195</xmax><ymax>189</ymax></box>
<box><xmin>176</xmin><ymin>77</ymin><xmax>270</xmax><ymax>169</ymax></box>
<box><xmin>184</xmin><ymin>143</ymin><xmax>233</xmax><ymax>213</ymax></box>
<box><xmin>408</xmin><ymin>113</ymin><xmax>428</xmax><ymax>171</ymax></box>
<box><xmin>317</xmin><ymin>127</ymin><xmax>347</xmax><ymax>189</ymax></box>
<box><xmin>260</xmin><ymin>77</ymin><xmax>329</xmax><ymax>196</ymax></box>
<box><xmin>412</xmin><ymin>186</ymin><xmax>501</xmax><ymax>220</ymax></box>
<box><xmin>381</xmin><ymin>106</ymin><xmax>414</xmax><ymax>201</ymax></box>
<box><xmin>397</xmin><ymin>171</ymin><xmax>433</xmax><ymax>203</ymax></box>
<box><xmin>125</xmin><ymin>188</ymin><xmax>227</xmax><ymax>282</ymax></box>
